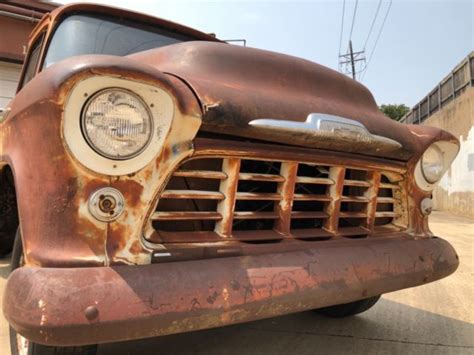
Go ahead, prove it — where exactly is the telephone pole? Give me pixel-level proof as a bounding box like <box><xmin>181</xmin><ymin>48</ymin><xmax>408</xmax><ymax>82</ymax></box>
<box><xmin>339</xmin><ymin>40</ymin><xmax>366</xmax><ymax>80</ymax></box>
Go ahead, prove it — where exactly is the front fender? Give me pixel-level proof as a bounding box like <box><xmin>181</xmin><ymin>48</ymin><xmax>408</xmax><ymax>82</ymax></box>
<box><xmin>0</xmin><ymin>55</ymin><xmax>202</xmax><ymax>267</ymax></box>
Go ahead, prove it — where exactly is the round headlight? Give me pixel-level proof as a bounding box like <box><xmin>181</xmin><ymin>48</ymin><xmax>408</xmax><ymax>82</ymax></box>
<box><xmin>81</xmin><ymin>89</ymin><xmax>153</xmax><ymax>160</ymax></box>
<box><xmin>421</xmin><ymin>143</ymin><xmax>445</xmax><ymax>183</ymax></box>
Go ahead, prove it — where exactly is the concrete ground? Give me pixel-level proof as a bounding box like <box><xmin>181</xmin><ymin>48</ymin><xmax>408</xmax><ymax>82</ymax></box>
<box><xmin>0</xmin><ymin>211</ymin><xmax>472</xmax><ymax>354</ymax></box>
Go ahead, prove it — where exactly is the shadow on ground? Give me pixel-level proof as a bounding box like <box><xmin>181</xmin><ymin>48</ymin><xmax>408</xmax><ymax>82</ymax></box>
<box><xmin>99</xmin><ymin>298</ymin><xmax>474</xmax><ymax>355</ymax></box>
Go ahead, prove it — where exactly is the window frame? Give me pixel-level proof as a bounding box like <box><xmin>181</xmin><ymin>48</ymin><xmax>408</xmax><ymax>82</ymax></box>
<box><xmin>18</xmin><ymin>31</ymin><xmax>46</xmax><ymax>90</ymax></box>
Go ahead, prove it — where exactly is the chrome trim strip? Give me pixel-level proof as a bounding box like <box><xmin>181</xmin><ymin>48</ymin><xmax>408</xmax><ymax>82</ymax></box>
<box><xmin>249</xmin><ymin>113</ymin><xmax>402</xmax><ymax>149</ymax></box>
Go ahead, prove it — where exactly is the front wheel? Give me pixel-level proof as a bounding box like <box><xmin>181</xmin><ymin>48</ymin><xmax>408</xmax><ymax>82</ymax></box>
<box><xmin>9</xmin><ymin>229</ymin><xmax>98</xmax><ymax>355</ymax></box>
<box><xmin>315</xmin><ymin>296</ymin><xmax>381</xmax><ymax>318</ymax></box>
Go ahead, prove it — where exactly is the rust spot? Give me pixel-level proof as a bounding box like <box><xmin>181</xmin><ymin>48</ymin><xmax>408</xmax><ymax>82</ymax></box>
<box><xmin>112</xmin><ymin>179</ymin><xmax>144</xmax><ymax>208</ymax></box>
<box><xmin>206</xmin><ymin>291</ymin><xmax>219</xmax><ymax>304</ymax></box>
<box><xmin>230</xmin><ymin>280</ymin><xmax>240</xmax><ymax>291</ymax></box>
<box><xmin>83</xmin><ymin>179</ymin><xmax>109</xmax><ymax>199</ymax></box>
<box><xmin>129</xmin><ymin>240</ymin><xmax>142</xmax><ymax>254</ymax></box>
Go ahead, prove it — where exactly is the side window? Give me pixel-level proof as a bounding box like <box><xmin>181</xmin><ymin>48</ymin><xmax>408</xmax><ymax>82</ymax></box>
<box><xmin>21</xmin><ymin>33</ymin><xmax>45</xmax><ymax>88</ymax></box>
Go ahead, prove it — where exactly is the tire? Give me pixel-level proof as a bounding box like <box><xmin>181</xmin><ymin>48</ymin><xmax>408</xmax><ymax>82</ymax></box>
<box><xmin>0</xmin><ymin>167</ymin><xmax>19</xmax><ymax>256</ymax></box>
<box><xmin>315</xmin><ymin>296</ymin><xmax>381</xmax><ymax>318</ymax></box>
<box><xmin>9</xmin><ymin>229</ymin><xmax>98</xmax><ymax>355</ymax></box>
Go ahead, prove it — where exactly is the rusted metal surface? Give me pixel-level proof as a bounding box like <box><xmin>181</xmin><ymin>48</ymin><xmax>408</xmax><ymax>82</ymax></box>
<box><xmin>4</xmin><ymin>235</ymin><xmax>458</xmax><ymax>346</ymax></box>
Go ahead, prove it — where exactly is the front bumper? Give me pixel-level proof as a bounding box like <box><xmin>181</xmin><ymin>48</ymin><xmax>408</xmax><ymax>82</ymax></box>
<box><xmin>4</xmin><ymin>235</ymin><xmax>458</xmax><ymax>346</ymax></box>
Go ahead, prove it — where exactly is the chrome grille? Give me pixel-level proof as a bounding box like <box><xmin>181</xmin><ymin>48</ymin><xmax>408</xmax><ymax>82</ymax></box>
<box><xmin>148</xmin><ymin>157</ymin><xmax>404</xmax><ymax>243</ymax></box>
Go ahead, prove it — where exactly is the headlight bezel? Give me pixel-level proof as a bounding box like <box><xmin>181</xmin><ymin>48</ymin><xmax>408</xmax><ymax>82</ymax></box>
<box><xmin>420</xmin><ymin>143</ymin><xmax>444</xmax><ymax>184</ymax></box>
<box><xmin>415</xmin><ymin>141</ymin><xmax>459</xmax><ymax>191</ymax></box>
<box><xmin>81</xmin><ymin>88</ymin><xmax>154</xmax><ymax>161</ymax></box>
<box><xmin>63</xmin><ymin>76</ymin><xmax>174</xmax><ymax>176</ymax></box>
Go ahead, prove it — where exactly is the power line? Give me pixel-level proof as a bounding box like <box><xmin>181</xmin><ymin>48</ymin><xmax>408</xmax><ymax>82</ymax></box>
<box><xmin>348</xmin><ymin>0</ymin><xmax>359</xmax><ymax>44</ymax></box>
<box><xmin>360</xmin><ymin>0</ymin><xmax>393</xmax><ymax>81</ymax></box>
<box><xmin>363</xmin><ymin>0</ymin><xmax>382</xmax><ymax>50</ymax></box>
<box><xmin>338</xmin><ymin>0</ymin><xmax>346</xmax><ymax>58</ymax></box>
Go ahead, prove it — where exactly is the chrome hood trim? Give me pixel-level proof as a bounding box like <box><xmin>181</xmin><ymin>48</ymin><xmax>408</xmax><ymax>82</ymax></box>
<box><xmin>250</xmin><ymin>113</ymin><xmax>402</xmax><ymax>154</ymax></box>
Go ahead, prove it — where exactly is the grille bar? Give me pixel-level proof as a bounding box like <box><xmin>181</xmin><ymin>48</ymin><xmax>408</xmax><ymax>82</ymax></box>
<box><xmin>151</xmin><ymin>211</ymin><xmax>222</xmax><ymax>221</ymax></box>
<box><xmin>274</xmin><ymin>161</ymin><xmax>298</xmax><ymax>235</ymax></box>
<box><xmin>160</xmin><ymin>190</ymin><xmax>224</xmax><ymax>200</ymax></box>
<box><xmin>239</xmin><ymin>172</ymin><xmax>285</xmax><ymax>182</ymax></box>
<box><xmin>324</xmin><ymin>167</ymin><xmax>345</xmax><ymax>233</ymax></box>
<box><xmin>215</xmin><ymin>158</ymin><xmax>241</xmax><ymax>237</ymax></box>
<box><xmin>172</xmin><ymin>170</ymin><xmax>227</xmax><ymax>180</ymax></box>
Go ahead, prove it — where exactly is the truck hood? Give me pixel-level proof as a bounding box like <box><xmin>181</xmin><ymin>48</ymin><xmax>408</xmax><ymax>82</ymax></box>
<box><xmin>130</xmin><ymin>42</ymin><xmax>418</xmax><ymax>160</ymax></box>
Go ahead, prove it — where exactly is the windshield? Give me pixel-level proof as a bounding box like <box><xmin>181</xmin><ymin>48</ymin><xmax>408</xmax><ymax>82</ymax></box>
<box><xmin>43</xmin><ymin>14</ymin><xmax>194</xmax><ymax>68</ymax></box>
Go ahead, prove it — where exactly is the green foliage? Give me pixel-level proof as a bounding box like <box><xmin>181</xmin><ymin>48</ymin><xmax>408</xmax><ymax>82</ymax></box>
<box><xmin>379</xmin><ymin>104</ymin><xmax>410</xmax><ymax>121</ymax></box>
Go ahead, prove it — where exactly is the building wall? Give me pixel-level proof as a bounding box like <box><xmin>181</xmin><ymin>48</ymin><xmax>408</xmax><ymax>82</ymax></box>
<box><xmin>0</xmin><ymin>1</ymin><xmax>58</xmax><ymax>108</ymax></box>
<box><xmin>422</xmin><ymin>87</ymin><xmax>474</xmax><ymax>218</ymax></box>
<box><xmin>0</xmin><ymin>15</ymin><xmax>37</xmax><ymax>63</ymax></box>
<box><xmin>0</xmin><ymin>62</ymin><xmax>22</xmax><ymax>108</ymax></box>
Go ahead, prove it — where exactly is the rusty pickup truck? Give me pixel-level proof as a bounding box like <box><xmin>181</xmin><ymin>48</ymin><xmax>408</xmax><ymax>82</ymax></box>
<box><xmin>1</xmin><ymin>3</ymin><xmax>460</xmax><ymax>355</ymax></box>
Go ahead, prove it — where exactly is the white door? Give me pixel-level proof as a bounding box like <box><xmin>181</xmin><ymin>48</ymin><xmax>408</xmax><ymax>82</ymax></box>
<box><xmin>0</xmin><ymin>61</ymin><xmax>22</xmax><ymax>109</ymax></box>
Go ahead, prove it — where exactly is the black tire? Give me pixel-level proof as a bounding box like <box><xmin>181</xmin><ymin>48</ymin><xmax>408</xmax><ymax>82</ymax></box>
<box><xmin>9</xmin><ymin>229</ymin><xmax>98</xmax><ymax>355</ymax></box>
<box><xmin>0</xmin><ymin>167</ymin><xmax>19</xmax><ymax>256</ymax></box>
<box><xmin>315</xmin><ymin>296</ymin><xmax>381</xmax><ymax>318</ymax></box>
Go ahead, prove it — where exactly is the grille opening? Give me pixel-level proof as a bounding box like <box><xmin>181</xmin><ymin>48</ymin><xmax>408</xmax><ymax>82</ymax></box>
<box><xmin>374</xmin><ymin>217</ymin><xmax>393</xmax><ymax>226</ymax></box>
<box><xmin>165</xmin><ymin>176</ymin><xmax>221</xmax><ymax>192</ymax></box>
<box><xmin>234</xmin><ymin>199</ymin><xmax>275</xmax><ymax>212</ymax></box>
<box><xmin>240</xmin><ymin>159</ymin><xmax>281</xmax><ymax>174</ymax></box>
<box><xmin>292</xmin><ymin>200</ymin><xmax>327</xmax><ymax>211</ymax></box>
<box><xmin>338</xmin><ymin>217</ymin><xmax>366</xmax><ymax>228</ymax></box>
<box><xmin>179</xmin><ymin>158</ymin><xmax>223</xmax><ymax>172</ymax></box>
<box><xmin>152</xmin><ymin>219</ymin><xmax>217</xmax><ymax>232</ymax></box>
<box><xmin>380</xmin><ymin>175</ymin><xmax>392</xmax><ymax>184</ymax></box>
<box><xmin>295</xmin><ymin>182</ymin><xmax>328</xmax><ymax>195</ymax></box>
<box><xmin>340</xmin><ymin>201</ymin><xmax>367</xmax><ymax>213</ymax></box>
<box><xmin>156</xmin><ymin>197</ymin><xmax>219</xmax><ymax>213</ymax></box>
<box><xmin>378</xmin><ymin>187</ymin><xmax>394</xmax><ymax>196</ymax></box>
<box><xmin>237</xmin><ymin>180</ymin><xmax>278</xmax><ymax>194</ymax></box>
<box><xmin>376</xmin><ymin>202</ymin><xmax>394</xmax><ymax>212</ymax></box>
<box><xmin>297</xmin><ymin>164</ymin><xmax>330</xmax><ymax>178</ymax></box>
<box><xmin>233</xmin><ymin>219</ymin><xmax>274</xmax><ymax>231</ymax></box>
<box><xmin>345</xmin><ymin>168</ymin><xmax>368</xmax><ymax>181</ymax></box>
<box><xmin>290</xmin><ymin>217</ymin><xmax>326</xmax><ymax>230</ymax></box>
<box><xmin>343</xmin><ymin>185</ymin><xmax>368</xmax><ymax>197</ymax></box>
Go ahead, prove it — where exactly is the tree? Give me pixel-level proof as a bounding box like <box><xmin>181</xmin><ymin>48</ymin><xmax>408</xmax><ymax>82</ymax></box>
<box><xmin>379</xmin><ymin>104</ymin><xmax>410</xmax><ymax>121</ymax></box>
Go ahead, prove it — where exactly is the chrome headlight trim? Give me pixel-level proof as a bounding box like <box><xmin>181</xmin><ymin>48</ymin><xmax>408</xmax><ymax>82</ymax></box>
<box><xmin>415</xmin><ymin>141</ymin><xmax>459</xmax><ymax>191</ymax></box>
<box><xmin>63</xmin><ymin>76</ymin><xmax>174</xmax><ymax>176</ymax></box>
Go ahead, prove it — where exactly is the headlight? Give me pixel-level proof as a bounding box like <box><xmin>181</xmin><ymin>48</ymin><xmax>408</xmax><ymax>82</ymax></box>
<box><xmin>415</xmin><ymin>141</ymin><xmax>459</xmax><ymax>190</ymax></box>
<box><xmin>421</xmin><ymin>143</ymin><xmax>444</xmax><ymax>183</ymax></box>
<box><xmin>82</xmin><ymin>89</ymin><xmax>153</xmax><ymax>160</ymax></box>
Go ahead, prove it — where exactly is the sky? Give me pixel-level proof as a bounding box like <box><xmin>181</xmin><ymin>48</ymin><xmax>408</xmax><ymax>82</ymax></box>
<box><xmin>60</xmin><ymin>0</ymin><xmax>473</xmax><ymax>107</ymax></box>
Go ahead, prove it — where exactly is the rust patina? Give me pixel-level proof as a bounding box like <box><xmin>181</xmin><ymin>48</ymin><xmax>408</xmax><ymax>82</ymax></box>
<box><xmin>0</xmin><ymin>2</ymin><xmax>460</xmax><ymax>347</ymax></box>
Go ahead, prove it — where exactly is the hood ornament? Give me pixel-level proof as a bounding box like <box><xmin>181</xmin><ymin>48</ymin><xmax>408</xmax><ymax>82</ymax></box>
<box><xmin>249</xmin><ymin>113</ymin><xmax>401</xmax><ymax>150</ymax></box>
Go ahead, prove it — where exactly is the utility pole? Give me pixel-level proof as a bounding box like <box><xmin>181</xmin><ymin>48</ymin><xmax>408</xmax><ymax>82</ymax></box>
<box><xmin>349</xmin><ymin>41</ymin><xmax>356</xmax><ymax>80</ymax></box>
<box><xmin>339</xmin><ymin>40</ymin><xmax>366</xmax><ymax>81</ymax></box>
